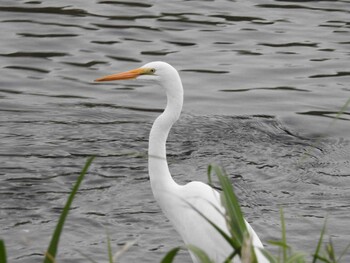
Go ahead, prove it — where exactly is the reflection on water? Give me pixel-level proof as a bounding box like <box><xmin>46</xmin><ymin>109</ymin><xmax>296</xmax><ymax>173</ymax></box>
<box><xmin>0</xmin><ymin>0</ymin><xmax>349</xmax><ymax>262</ymax></box>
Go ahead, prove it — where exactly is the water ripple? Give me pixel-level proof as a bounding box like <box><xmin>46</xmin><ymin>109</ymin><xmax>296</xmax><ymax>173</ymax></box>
<box><xmin>0</xmin><ymin>6</ymin><xmax>89</xmax><ymax>17</ymax></box>
<box><xmin>1</xmin><ymin>51</ymin><xmax>68</xmax><ymax>58</ymax></box>
<box><xmin>256</xmin><ymin>3</ymin><xmax>350</xmax><ymax>13</ymax></box>
<box><xmin>17</xmin><ymin>33</ymin><xmax>79</xmax><ymax>38</ymax></box>
<box><xmin>98</xmin><ymin>1</ymin><xmax>153</xmax><ymax>8</ymax></box>
<box><xmin>5</xmin><ymin>66</ymin><xmax>49</xmax><ymax>73</ymax></box>
<box><xmin>2</xmin><ymin>19</ymin><xmax>97</xmax><ymax>30</ymax></box>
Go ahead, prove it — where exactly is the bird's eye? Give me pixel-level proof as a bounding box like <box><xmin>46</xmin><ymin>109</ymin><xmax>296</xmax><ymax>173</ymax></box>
<box><xmin>150</xmin><ymin>68</ymin><xmax>156</xmax><ymax>74</ymax></box>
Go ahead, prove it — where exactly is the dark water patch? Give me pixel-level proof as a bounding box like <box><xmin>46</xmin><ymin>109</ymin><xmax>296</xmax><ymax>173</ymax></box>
<box><xmin>141</xmin><ymin>50</ymin><xmax>177</xmax><ymax>56</ymax></box>
<box><xmin>309</xmin><ymin>71</ymin><xmax>350</xmax><ymax>78</ymax></box>
<box><xmin>158</xmin><ymin>15</ymin><xmax>225</xmax><ymax>26</ymax></box>
<box><xmin>318</xmin><ymin>171</ymin><xmax>350</xmax><ymax>178</ymax></box>
<box><xmin>276</xmin><ymin>51</ymin><xmax>297</xmax><ymax>55</ymax></box>
<box><xmin>319</xmin><ymin>21</ymin><xmax>349</xmax><ymax>29</ymax></box>
<box><xmin>1</xmin><ymin>51</ymin><xmax>68</xmax><ymax>59</ymax></box>
<box><xmin>309</xmin><ymin>58</ymin><xmax>330</xmax><ymax>62</ymax></box>
<box><xmin>84</xmin><ymin>212</ymin><xmax>107</xmax><ymax>217</ymax></box>
<box><xmin>0</xmin><ymin>88</ymin><xmax>90</xmax><ymax>100</ymax></box>
<box><xmin>214</xmin><ymin>41</ymin><xmax>234</xmax><ymax>45</ymax></box>
<box><xmin>78</xmin><ymin>102</ymin><xmax>163</xmax><ymax>113</ymax></box>
<box><xmin>13</xmin><ymin>221</ymin><xmax>32</xmax><ymax>227</ymax></box>
<box><xmin>25</xmin><ymin>1</ymin><xmax>41</xmax><ymax>4</ymax></box>
<box><xmin>318</xmin><ymin>48</ymin><xmax>335</xmax><ymax>52</ymax></box>
<box><xmin>62</xmin><ymin>60</ymin><xmax>108</xmax><ymax>68</ymax></box>
<box><xmin>259</xmin><ymin>42</ymin><xmax>318</xmax><ymax>48</ymax></box>
<box><xmin>181</xmin><ymin>69</ymin><xmax>229</xmax><ymax>74</ymax></box>
<box><xmin>0</xmin><ymin>207</ymin><xmax>32</xmax><ymax>211</ymax></box>
<box><xmin>0</xmin><ymin>108</ymin><xmax>31</xmax><ymax>113</ymax></box>
<box><xmin>106</xmin><ymin>55</ymin><xmax>142</xmax><ymax>63</ymax></box>
<box><xmin>17</xmin><ymin>33</ymin><xmax>79</xmax><ymax>38</ymax></box>
<box><xmin>210</xmin><ymin>14</ymin><xmax>265</xmax><ymax>22</ymax></box>
<box><xmin>5</xmin><ymin>65</ymin><xmax>49</xmax><ymax>73</ymax></box>
<box><xmin>80</xmin><ymin>185</ymin><xmax>112</xmax><ymax>191</ymax></box>
<box><xmin>107</xmin><ymin>15</ymin><xmax>159</xmax><ymax>21</ymax></box>
<box><xmin>164</xmin><ymin>41</ymin><xmax>196</xmax><ymax>47</ymax></box>
<box><xmin>220</xmin><ymin>86</ymin><xmax>309</xmax><ymax>93</ymax></box>
<box><xmin>91</xmin><ymin>40</ymin><xmax>120</xmax><ymax>45</ymax></box>
<box><xmin>123</xmin><ymin>37</ymin><xmax>153</xmax><ymax>43</ymax></box>
<box><xmin>47</xmin><ymin>94</ymin><xmax>91</xmax><ymax>99</ymax></box>
<box><xmin>234</xmin><ymin>50</ymin><xmax>263</xmax><ymax>56</ymax></box>
<box><xmin>256</xmin><ymin>4</ymin><xmax>350</xmax><ymax>13</ymax></box>
<box><xmin>0</xmin><ymin>88</ymin><xmax>23</xmax><ymax>94</ymax></box>
<box><xmin>2</xmin><ymin>19</ymin><xmax>97</xmax><ymax>30</ymax></box>
<box><xmin>92</xmin><ymin>23</ymin><xmax>160</xmax><ymax>31</ymax></box>
<box><xmin>0</xmin><ymin>6</ymin><xmax>89</xmax><ymax>17</ymax></box>
<box><xmin>98</xmin><ymin>1</ymin><xmax>153</xmax><ymax>8</ymax></box>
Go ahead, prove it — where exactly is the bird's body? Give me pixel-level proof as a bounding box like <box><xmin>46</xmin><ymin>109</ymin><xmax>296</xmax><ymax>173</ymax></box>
<box><xmin>95</xmin><ymin>61</ymin><xmax>267</xmax><ymax>262</ymax></box>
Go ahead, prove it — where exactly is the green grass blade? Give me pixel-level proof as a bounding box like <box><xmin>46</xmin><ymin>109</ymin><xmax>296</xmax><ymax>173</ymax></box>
<box><xmin>43</xmin><ymin>156</ymin><xmax>95</xmax><ymax>263</ymax></box>
<box><xmin>333</xmin><ymin>97</ymin><xmax>350</xmax><ymax>121</ymax></box>
<box><xmin>285</xmin><ymin>252</ymin><xmax>305</xmax><ymax>263</ymax></box>
<box><xmin>279</xmin><ymin>207</ymin><xmax>288</xmax><ymax>262</ymax></box>
<box><xmin>268</xmin><ymin>240</ymin><xmax>290</xmax><ymax>250</ymax></box>
<box><xmin>186</xmin><ymin>244</ymin><xmax>215</xmax><ymax>263</ymax></box>
<box><xmin>112</xmin><ymin>239</ymin><xmax>138</xmax><ymax>262</ymax></box>
<box><xmin>0</xmin><ymin>240</ymin><xmax>7</xmax><ymax>263</ymax></box>
<box><xmin>313</xmin><ymin>254</ymin><xmax>332</xmax><ymax>263</ymax></box>
<box><xmin>326</xmin><ymin>239</ymin><xmax>336</xmax><ymax>263</ymax></box>
<box><xmin>312</xmin><ymin>217</ymin><xmax>327</xmax><ymax>263</ymax></box>
<box><xmin>337</xmin><ymin>242</ymin><xmax>350</xmax><ymax>262</ymax></box>
<box><xmin>160</xmin><ymin>247</ymin><xmax>182</xmax><ymax>263</ymax></box>
<box><xmin>213</xmin><ymin>165</ymin><xmax>247</xmax><ymax>247</ymax></box>
<box><xmin>259</xmin><ymin>248</ymin><xmax>278</xmax><ymax>263</ymax></box>
<box><xmin>106</xmin><ymin>232</ymin><xmax>113</xmax><ymax>263</ymax></box>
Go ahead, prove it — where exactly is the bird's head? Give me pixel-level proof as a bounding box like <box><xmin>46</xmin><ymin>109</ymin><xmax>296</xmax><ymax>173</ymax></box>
<box><xmin>95</xmin><ymin>61</ymin><xmax>178</xmax><ymax>84</ymax></box>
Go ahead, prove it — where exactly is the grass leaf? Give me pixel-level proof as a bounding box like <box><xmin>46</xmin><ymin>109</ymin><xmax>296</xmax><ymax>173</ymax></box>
<box><xmin>212</xmin><ymin>165</ymin><xmax>248</xmax><ymax>248</ymax></box>
<box><xmin>259</xmin><ymin>248</ymin><xmax>278</xmax><ymax>263</ymax></box>
<box><xmin>312</xmin><ymin>217</ymin><xmax>327</xmax><ymax>263</ymax></box>
<box><xmin>160</xmin><ymin>247</ymin><xmax>182</xmax><ymax>263</ymax></box>
<box><xmin>337</xmin><ymin>242</ymin><xmax>350</xmax><ymax>262</ymax></box>
<box><xmin>280</xmin><ymin>208</ymin><xmax>288</xmax><ymax>262</ymax></box>
<box><xmin>334</xmin><ymin>97</ymin><xmax>350</xmax><ymax>122</ymax></box>
<box><xmin>113</xmin><ymin>239</ymin><xmax>138</xmax><ymax>262</ymax></box>
<box><xmin>326</xmin><ymin>238</ymin><xmax>336</xmax><ymax>263</ymax></box>
<box><xmin>186</xmin><ymin>244</ymin><xmax>215</xmax><ymax>263</ymax></box>
<box><xmin>107</xmin><ymin>231</ymin><xmax>113</xmax><ymax>263</ymax></box>
<box><xmin>43</xmin><ymin>156</ymin><xmax>95</xmax><ymax>263</ymax></box>
<box><xmin>313</xmin><ymin>254</ymin><xmax>332</xmax><ymax>263</ymax></box>
<box><xmin>285</xmin><ymin>252</ymin><xmax>305</xmax><ymax>263</ymax></box>
<box><xmin>268</xmin><ymin>240</ymin><xmax>290</xmax><ymax>249</ymax></box>
<box><xmin>0</xmin><ymin>240</ymin><xmax>7</xmax><ymax>263</ymax></box>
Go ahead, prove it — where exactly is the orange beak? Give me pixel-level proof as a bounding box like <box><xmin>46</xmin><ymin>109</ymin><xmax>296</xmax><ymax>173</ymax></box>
<box><xmin>95</xmin><ymin>68</ymin><xmax>146</xmax><ymax>82</ymax></box>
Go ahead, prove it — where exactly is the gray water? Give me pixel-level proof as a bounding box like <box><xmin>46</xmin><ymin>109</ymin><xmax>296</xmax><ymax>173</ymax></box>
<box><xmin>0</xmin><ymin>0</ymin><xmax>349</xmax><ymax>262</ymax></box>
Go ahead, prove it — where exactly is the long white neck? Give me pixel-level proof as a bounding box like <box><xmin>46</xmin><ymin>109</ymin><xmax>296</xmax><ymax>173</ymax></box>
<box><xmin>148</xmin><ymin>73</ymin><xmax>184</xmax><ymax>201</ymax></box>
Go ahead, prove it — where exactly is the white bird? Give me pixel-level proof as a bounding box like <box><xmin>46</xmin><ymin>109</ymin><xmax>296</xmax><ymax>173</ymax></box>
<box><xmin>95</xmin><ymin>61</ymin><xmax>267</xmax><ymax>263</ymax></box>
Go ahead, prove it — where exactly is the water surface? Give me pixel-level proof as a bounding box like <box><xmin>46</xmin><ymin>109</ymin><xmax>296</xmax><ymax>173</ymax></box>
<box><xmin>0</xmin><ymin>0</ymin><xmax>349</xmax><ymax>262</ymax></box>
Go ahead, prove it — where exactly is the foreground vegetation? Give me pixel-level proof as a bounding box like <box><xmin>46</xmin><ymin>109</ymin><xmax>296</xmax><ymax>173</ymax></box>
<box><xmin>0</xmin><ymin>157</ymin><xmax>349</xmax><ymax>263</ymax></box>
<box><xmin>161</xmin><ymin>165</ymin><xmax>350</xmax><ymax>263</ymax></box>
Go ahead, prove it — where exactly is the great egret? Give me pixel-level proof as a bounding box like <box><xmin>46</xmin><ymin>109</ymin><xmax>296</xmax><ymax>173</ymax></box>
<box><xmin>95</xmin><ymin>61</ymin><xmax>267</xmax><ymax>263</ymax></box>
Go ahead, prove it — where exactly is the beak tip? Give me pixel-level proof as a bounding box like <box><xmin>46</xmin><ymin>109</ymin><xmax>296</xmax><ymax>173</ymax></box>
<box><xmin>94</xmin><ymin>77</ymin><xmax>106</xmax><ymax>82</ymax></box>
